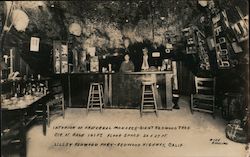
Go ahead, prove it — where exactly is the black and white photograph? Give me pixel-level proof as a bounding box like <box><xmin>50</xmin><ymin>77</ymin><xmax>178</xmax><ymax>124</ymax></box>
<box><xmin>0</xmin><ymin>0</ymin><xmax>249</xmax><ymax>157</ymax></box>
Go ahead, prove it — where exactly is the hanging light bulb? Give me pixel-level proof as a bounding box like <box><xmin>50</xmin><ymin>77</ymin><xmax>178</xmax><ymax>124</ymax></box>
<box><xmin>12</xmin><ymin>9</ymin><xmax>29</xmax><ymax>32</ymax></box>
<box><xmin>160</xmin><ymin>17</ymin><xmax>165</xmax><ymax>20</ymax></box>
<box><xmin>69</xmin><ymin>23</ymin><xmax>82</xmax><ymax>36</ymax></box>
<box><xmin>198</xmin><ymin>0</ymin><xmax>208</xmax><ymax>7</ymax></box>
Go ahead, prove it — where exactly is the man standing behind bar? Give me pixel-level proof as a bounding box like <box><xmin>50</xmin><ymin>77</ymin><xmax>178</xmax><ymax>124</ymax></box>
<box><xmin>172</xmin><ymin>60</ymin><xmax>180</xmax><ymax>109</ymax></box>
<box><xmin>141</xmin><ymin>47</ymin><xmax>150</xmax><ymax>71</ymax></box>
<box><xmin>119</xmin><ymin>53</ymin><xmax>135</xmax><ymax>106</ymax></box>
<box><xmin>162</xmin><ymin>44</ymin><xmax>181</xmax><ymax>109</ymax></box>
<box><xmin>119</xmin><ymin>54</ymin><xmax>135</xmax><ymax>72</ymax></box>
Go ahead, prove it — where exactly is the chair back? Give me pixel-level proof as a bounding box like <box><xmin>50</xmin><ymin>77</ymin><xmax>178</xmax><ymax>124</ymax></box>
<box><xmin>194</xmin><ymin>76</ymin><xmax>215</xmax><ymax>95</ymax></box>
<box><xmin>49</xmin><ymin>80</ymin><xmax>64</xmax><ymax>97</ymax></box>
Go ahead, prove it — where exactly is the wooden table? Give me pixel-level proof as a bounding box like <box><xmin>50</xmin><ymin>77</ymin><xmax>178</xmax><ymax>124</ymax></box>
<box><xmin>1</xmin><ymin>94</ymin><xmax>48</xmax><ymax>157</ymax></box>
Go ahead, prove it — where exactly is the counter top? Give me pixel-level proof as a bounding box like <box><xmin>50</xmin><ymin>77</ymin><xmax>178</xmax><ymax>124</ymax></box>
<box><xmin>55</xmin><ymin>71</ymin><xmax>173</xmax><ymax>75</ymax></box>
<box><xmin>56</xmin><ymin>72</ymin><xmax>115</xmax><ymax>75</ymax></box>
<box><xmin>123</xmin><ymin>71</ymin><xmax>173</xmax><ymax>74</ymax></box>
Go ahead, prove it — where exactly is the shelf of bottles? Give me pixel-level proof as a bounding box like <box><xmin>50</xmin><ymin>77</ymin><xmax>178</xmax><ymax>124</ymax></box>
<box><xmin>1</xmin><ymin>76</ymin><xmax>49</xmax><ymax>104</ymax></box>
<box><xmin>53</xmin><ymin>41</ymin><xmax>69</xmax><ymax>74</ymax></box>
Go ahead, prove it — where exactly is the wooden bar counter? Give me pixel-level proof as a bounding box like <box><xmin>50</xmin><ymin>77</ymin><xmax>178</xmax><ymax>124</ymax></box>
<box><xmin>59</xmin><ymin>71</ymin><xmax>173</xmax><ymax>110</ymax></box>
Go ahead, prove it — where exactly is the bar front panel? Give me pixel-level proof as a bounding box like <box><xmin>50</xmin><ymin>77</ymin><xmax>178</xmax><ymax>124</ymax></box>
<box><xmin>61</xmin><ymin>72</ymin><xmax>172</xmax><ymax>109</ymax></box>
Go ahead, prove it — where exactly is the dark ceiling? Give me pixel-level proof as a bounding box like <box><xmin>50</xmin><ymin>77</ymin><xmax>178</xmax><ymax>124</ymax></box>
<box><xmin>0</xmin><ymin>0</ymin><xmax>248</xmax><ymax>47</ymax></box>
<box><xmin>0</xmin><ymin>0</ymin><xmax>248</xmax><ymax>75</ymax></box>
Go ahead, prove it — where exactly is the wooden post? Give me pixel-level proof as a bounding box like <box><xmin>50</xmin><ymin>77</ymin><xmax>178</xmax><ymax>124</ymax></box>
<box><xmin>68</xmin><ymin>74</ymin><xmax>72</xmax><ymax>107</ymax></box>
<box><xmin>10</xmin><ymin>48</ymin><xmax>13</xmax><ymax>74</ymax></box>
<box><xmin>104</xmin><ymin>74</ymin><xmax>109</xmax><ymax>105</ymax></box>
<box><xmin>166</xmin><ymin>73</ymin><xmax>173</xmax><ymax>110</ymax></box>
<box><xmin>108</xmin><ymin>73</ymin><xmax>112</xmax><ymax>106</ymax></box>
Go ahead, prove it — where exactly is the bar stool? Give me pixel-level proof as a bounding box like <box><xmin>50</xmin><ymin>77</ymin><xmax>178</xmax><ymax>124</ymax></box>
<box><xmin>141</xmin><ymin>81</ymin><xmax>158</xmax><ymax>117</ymax></box>
<box><xmin>87</xmin><ymin>83</ymin><xmax>104</xmax><ymax>113</ymax></box>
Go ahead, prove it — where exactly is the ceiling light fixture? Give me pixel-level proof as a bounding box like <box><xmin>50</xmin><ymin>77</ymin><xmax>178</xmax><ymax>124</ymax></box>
<box><xmin>198</xmin><ymin>0</ymin><xmax>208</xmax><ymax>7</ymax></box>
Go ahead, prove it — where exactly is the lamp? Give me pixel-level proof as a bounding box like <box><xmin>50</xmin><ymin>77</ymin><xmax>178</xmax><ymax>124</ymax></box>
<box><xmin>198</xmin><ymin>0</ymin><xmax>208</xmax><ymax>7</ymax></box>
<box><xmin>69</xmin><ymin>23</ymin><xmax>82</xmax><ymax>36</ymax></box>
<box><xmin>12</xmin><ymin>9</ymin><xmax>29</xmax><ymax>32</ymax></box>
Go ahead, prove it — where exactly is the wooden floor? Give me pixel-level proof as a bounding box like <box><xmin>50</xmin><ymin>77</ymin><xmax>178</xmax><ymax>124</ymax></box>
<box><xmin>18</xmin><ymin>97</ymin><xmax>247</xmax><ymax>157</ymax></box>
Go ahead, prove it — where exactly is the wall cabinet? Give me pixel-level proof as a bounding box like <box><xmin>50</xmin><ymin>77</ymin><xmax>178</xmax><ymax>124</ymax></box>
<box><xmin>182</xmin><ymin>26</ymin><xmax>211</xmax><ymax>70</ymax></box>
<box><xmin>212</xmin><ymin>11</ymin><xmax>231</xmax><ymax>69</ymax></box>
<box><xmin>182</xmin><ymin>27</ymin><xmax>197</xmax><ymax>54</ymax></box>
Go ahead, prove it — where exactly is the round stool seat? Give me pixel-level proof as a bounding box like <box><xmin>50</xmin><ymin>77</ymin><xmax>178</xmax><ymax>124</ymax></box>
<box><xmin>90</xmin><ymin>82</ymin><xmax>103</xmax><ymax>85</ymax></box>
<box><xmin>142</xmin><ymin>81</ymin><xmax>155</xmax><ymax>85</ymax></box>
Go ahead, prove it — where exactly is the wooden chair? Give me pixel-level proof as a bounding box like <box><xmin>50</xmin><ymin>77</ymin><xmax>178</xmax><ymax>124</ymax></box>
<box><xmin>46</xmin><ymin>94</ymin><xmax>65</xmax><ymax>127</ymax></box>
<box><xmin>191</xmin><ymin>76</ymin><xmax>216</xmax><ymax>117</ymax></box>
<box><xmin>46</xmin><ymin>81</ymin><xmax>65</xmax><ymax>127</ymax></box>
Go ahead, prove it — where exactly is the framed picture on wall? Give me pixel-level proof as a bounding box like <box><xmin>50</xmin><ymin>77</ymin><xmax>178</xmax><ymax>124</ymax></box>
<box><xmin>30</xmin><ymin>37</ymin><xmax>40</xmax><ymax>52</ymax></box>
